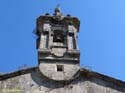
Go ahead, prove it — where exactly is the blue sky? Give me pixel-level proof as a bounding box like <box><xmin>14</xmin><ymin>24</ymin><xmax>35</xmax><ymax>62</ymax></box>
<box><xmin>0</xmin><ymin>0</ymin><xmax>125</xmax><ymax>81</ymax></box>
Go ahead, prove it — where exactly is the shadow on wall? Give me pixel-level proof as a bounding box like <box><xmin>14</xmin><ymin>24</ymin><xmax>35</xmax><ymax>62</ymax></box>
<box><xmin>30</xmin><ymin>70</ymin><xmax>75</xmax><ymax>89</ymax></box>
<box><xmin>30</xmin><ymin>69</ymin><xmax>125</xmax><ymax>92</ymax></box>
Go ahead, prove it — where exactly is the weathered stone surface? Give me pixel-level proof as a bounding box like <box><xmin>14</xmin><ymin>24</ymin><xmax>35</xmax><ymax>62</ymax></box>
<box><xmin>39</xmin><ymin>62</ymin><xmax>80</xmax><ymax>81</ymax></box>
<box><xmin>51</xmin><ymin>47</ymin><xmax>66</xmax><ymax>57</ymax></box>
<box><xmin>0</xmin><ymin>68</ymin><xmax>124</xmax><ymax>93</ymax></box>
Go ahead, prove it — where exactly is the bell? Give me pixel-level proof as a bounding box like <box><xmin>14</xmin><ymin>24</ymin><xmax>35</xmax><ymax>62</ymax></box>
<box><xmin>56</xmin><ymin>36</ymin><xmax>63</xmax><ymax>42</ymax></box>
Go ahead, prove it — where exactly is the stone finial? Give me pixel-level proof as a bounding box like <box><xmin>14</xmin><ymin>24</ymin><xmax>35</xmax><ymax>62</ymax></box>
<box><xmin>53</xmin><ymin>5</ymin><xmax>64</xmax><ymax>20</ymax></box>
<box><xmin>54</xmin><ymin>5</ymin><xmax>61</xmax><ymax>16</ymax></box>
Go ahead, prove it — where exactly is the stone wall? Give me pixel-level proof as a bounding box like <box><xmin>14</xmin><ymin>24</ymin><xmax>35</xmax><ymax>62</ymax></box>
<box><xmin>0</xmin><ymin>67</ymin><xmax>124</xmax><ymax>93</ymax></box>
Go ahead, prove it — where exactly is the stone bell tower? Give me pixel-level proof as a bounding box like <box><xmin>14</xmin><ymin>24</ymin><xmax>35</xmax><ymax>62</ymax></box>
<box><xmin>36</xmin><ymin>7</ymin><xmax>80</xmax><ymax>81</ymax></box>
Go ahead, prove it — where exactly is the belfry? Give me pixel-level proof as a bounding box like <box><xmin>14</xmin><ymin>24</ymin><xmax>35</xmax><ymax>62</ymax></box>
<box><xmin>36</xmin><ymin>7</ymin><xmax>80</xmax><ymax>81</ymax></box>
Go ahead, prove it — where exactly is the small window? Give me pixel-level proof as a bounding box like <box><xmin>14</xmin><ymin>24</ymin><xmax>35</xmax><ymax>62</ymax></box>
<box><xmin>57</xmin><ymin>65</ymin><xmax>64</xmax><ymax>72</ymax></box>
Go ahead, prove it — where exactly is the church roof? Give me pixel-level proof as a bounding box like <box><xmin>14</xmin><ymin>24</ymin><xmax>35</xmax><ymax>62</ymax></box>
<box><xmin>0</xmin><ymin>67</ymin><xmax>125</xmax><ymax>88</ymax></box>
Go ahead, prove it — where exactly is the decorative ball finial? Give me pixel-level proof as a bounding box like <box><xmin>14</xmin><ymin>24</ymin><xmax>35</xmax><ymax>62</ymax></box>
<box><xmin>53</xmin><ymin>4</ymin><xmax>64</xmax><ymax>20</ymax></box>
<box><xmin>54</xmin><ymin>4</ymin><xmax>61</xmax><ymax>16</ymax></box>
